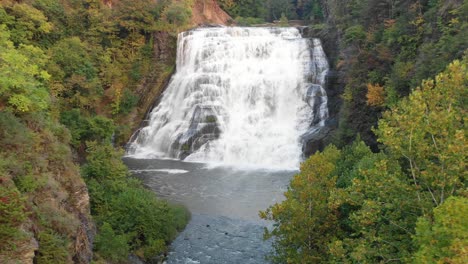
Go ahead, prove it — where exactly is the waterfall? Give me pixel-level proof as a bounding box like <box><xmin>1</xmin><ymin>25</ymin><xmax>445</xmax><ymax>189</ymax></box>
<box><xmin>127</xmin><ymin>27</ymin><xmax>329</xmax><ymax>169</ymax></box>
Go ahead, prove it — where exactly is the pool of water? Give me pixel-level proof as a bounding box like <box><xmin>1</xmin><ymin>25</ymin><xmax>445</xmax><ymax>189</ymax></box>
<box><xmin>123</xmin><ymin>158</ymin><xmax>295</xmax><ymax>264</ymax></box>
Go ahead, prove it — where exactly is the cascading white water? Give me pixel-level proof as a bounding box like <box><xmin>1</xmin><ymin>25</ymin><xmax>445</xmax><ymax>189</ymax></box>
<box><xmin>128</xmin><ymin>27</ymin><xmax>329</xmax><ymax>169</ymax></box>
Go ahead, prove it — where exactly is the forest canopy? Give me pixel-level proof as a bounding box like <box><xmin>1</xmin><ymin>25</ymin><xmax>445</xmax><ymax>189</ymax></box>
<box><xmin>261</xmin><ymin>57</ymin><xmax>467</xmax><ymax>263</ymax></box>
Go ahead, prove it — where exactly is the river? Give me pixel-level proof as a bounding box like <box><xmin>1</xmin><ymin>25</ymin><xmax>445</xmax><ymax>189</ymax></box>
<box><xmin>123</xmin><ymin>158</ymin><xmax>295</xmax><ymax>263</ymax></box>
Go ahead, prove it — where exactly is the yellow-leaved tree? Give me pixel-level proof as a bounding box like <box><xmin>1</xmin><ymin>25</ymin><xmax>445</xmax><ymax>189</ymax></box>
<box><xmin>375</xmin><ymin>57</ymin><xmax>467</xmax><ymax>207</ymax></box>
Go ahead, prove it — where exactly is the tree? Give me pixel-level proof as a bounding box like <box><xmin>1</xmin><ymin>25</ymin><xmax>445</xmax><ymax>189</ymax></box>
<box><xmin>366</xmin><ymin>83</ymin><xmax>385</xmax><ymax>106</ymax></box>
<box><xmin>344</xmin><ymin>25</ymin><xmax>366</xmax><ymax>45</ymax></box>
<box><xmin>265</xmin><ymin>0</ymin><xmax>295</xmax><ymax>20</ymax></box>
<box><xmin>376</xmin><ymin>59</ymin><xmax>467</xmax><ymax>207</ymax></box>
<box><xmin>0</xmin><ymin>3</ymin><xmax>52</xmax><ymax>45</ymax></box>
<box><xmin>113</xmin><ymin>0</ymin><xmax>158</xmax><ymax>33</ymax></box>
<box><xmin>278</xmin><ymin>12</ymin><xmax>288</xmax><ymax>26</ymax></box>
<box><xmin>230</xmin><ymin>0</ymin><xmax>268</xmax><ymax>20</ymax></box>
<box><xmin>0</xmin><ymin>25</ymin><xmax>50</xmax><ymax>113</ymax></box>
<box><xmin>0</xmin><ymin>185</ymin><xmax>27</xmax><ymax>253</ymax></box>
<box><xmin>48</xmin><ymin>37</ymin><xmax>102</xmax><ymax>109</ymax></box>
<box><xmin>331</xmin><ymin>152</ymin><xmax>422</xmax><ymax>263</ymax></box>
<box><xmin>81</xmin><ymin>142</ymin><xmax>128</xmax><ymax>183</ymax></box>
<box><xmin>94</xmin><ymin>222</ymin><xmax>129</xmax><ymax>262</ymax></box>
<box><xmin>163</xmin><ymin>2</ymin><xmax>192</xmax><ymax>27</ymax></box>
<box><xmin>260</xmin><ymin>146</ymin><xmax>341</xmax><ymax>263</ymax></box>
<box><xmin>413</xmin><ymin>196</ymin><xmax>468</xmax><ymax>264</ymax></box>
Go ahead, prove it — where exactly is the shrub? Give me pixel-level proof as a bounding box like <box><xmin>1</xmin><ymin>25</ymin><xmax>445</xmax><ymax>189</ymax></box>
<box><xmin>36</xmin><ymin>230</ymin><xmax>70</xmax><ymax>263</ymax></box>
<box><xmin>365</xmin><ymin>83</ymin><xmax>385</xmax><ymax>107</ymax></box>
<box><xmin>142</xmin><ymin>239</ymin><xmax>166</xmax><ymax>261</ymax></box>
<box><xmin>49</xmin><ymin>37</ymin><xmax>97</xmax><ymax>80</ymax></box>
<box><xmin>344</xmin><ymin>25</ymin><xmax>366</xmax><ymax>44</ymax></box>
<box><xmin>60</xmin><ymin>110</ymin><xmax>115</xmax><ymax>146</ymax></box>
<box><xmin>235</xmin><ymin>16</ymin><xmax>264</xmax><ymax>26</ymax></box>
<box><xmin>81</xmin><ymin>142</ymin><xmax>128</xmax><ymax>182</ymax></box>
<box><xmin>0</xmin><ymin>186</ymin><xmax>27</xmax><ymax>253</ymax></box>
<box><xmin>278</xmin><ymin>12</ymin><xmax>288</xmax><ymax>26</ymax></box>
<box><xmin>94</xmin><ymin>222</ymin><xmax>129</xmax><ymax>263</ymax></box>
<box><xmin>82</xmin><ymin>142</ymin><xmax>189</xmax><ymax>260</ymax></box>
<box><xmin>413</xmin><ymin>197</ymin><xmax>468</xmax><ymax>263</ymax></box>
<box><xmin>13</xmin><ymin>174</ymin><xmax>43</xmax><ymax>193</ymax></box>
<box><xmin>163</xmin><ymin>3</ymin><xmax>191</xmax><ymax>26</ymax></box>
<box><xmin>87</xmin><ymin>116</ymin><xmax>115</xmax><ymax>143</ymax></box>
<box><xmin>119</xmin><ymin>89</ymin><xmax>138</xmax><ymax>115</ymax></box>
<box><xmin>106</xmin><ymin>187</ymin><xmax>173</xmax><ymax>248</ymax></box>
<box><xmin>169</xmin><ymin>203</ymin><xmax>191</xmax><ymax>237</ymax></box>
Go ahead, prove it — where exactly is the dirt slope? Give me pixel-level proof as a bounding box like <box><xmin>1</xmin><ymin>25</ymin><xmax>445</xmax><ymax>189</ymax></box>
<box><xmin>191</xmin><ymin>0</ymin><xmax>232</xmax><ymax>26</ymax></box>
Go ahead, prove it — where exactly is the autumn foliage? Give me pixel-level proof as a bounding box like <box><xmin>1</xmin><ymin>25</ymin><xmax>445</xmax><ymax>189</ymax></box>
<box><xmin>365</xmin><ymin>83</ymin><xmax>385</xmax><ymax>106</ymax></box>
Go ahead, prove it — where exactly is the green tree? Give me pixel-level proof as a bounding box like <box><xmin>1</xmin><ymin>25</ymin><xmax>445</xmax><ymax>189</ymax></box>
<box><xmin>113</xmin><ymin>0</ymin><xmax>158</xmax><ymax>33</ymax></box>
<box><xmin>331</xmin><ymin>153</ymin><xmax>422</xmax><ymax>263</ymax></box>
<box><xmin>376</xmin><ymin>59</ymin><xmax>467</xmax><ymax>207</ymax></box>
<box><xmin>230</xmin><ymin>0</ymin><xmax>268</xmax><ymax>20</ymax></box>
<box><xmin>0</xmin><ymin>185</ymin><xmax>27</xmax><ymax>253</ymax></box>
<box><xmin>265</xmin><ymin>0</ymin><xmax>295</xmax><ymax>21</ymax></box>
<box><xmin>48</xmin><ymin>37</ymin><xmax>103</xmax><ymax>109</ymax></box>
<box><xmin>36</xmin><ymin>230</ymin><xmax>70</xmax><ymax>263</ymax></box>
<box><xmin>260</xmin><ymin>146</ymin><xmax>341</xmax><ymax>263</ymax></box>
<box><xmin>82</xmin><ymin>142</ymin><xmax>128</xmax><ymax>182</ymax></box>
<box><xmin>94</xmin><ymin>222</ymin><xmax>129</xmax><ymax>262</ymax></box>
<box><xmin>49</xmin><ymin>37</ymin><xmax>97</xmax><ymax>80</ymax></box>
<box><xmin>344</xmin><ymin>25</ymin><xmax>366</xmax><ymax>45</ymax></box>
<box><xmin>278</xmin><ymin>12</ymin><xmax>288</xmax><ymax>26</ymax></box>
<box><xmin>0</xmin><ymin>3</ymin><xmax>52</xmax><ymax>45</ymax></box>
<box><xmin>413</xmin><ymin>196</ymin><xmax>468</xmax><ymax>264</ymax></box>
<box><xmin>163</xmin><ymin>2</ymin><xmax>192</xmax><ymax>27</ymax></box>
<box><xmin>60</xmin><ymin>110</ymin><xmax>115</xmax><ymax>146</ymax></box>
<box><xmin>0</xmin><ymin>25</ymin><xmax>50</xmax><ymax>113</ymax></box>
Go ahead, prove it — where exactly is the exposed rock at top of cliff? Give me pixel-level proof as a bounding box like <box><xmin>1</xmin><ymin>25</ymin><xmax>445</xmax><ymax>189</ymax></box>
<box><xmin>191</xmin><ymin>0</ymin><xmax>232</xmax><ymax>26</ymax></box>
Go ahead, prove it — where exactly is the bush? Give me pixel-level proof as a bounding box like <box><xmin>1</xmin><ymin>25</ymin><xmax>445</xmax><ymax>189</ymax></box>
<box><xmin>413</xmin><ymin>197</ymin><xmax>468</xmax><ymax>263</ymax></box>
<box><xmin>13</xmin><ymin>174</ymin><xmax>44</xmax><ymax>193</ymax></box>
<box><xmin>142</xmin><ymin>238</ymin><xmax>166</xmax><ymax>261</ymax></box>
<box><xmin>169</xmin><ymin>203</ymin><xmax>191</xmax><ymax>237</ymax></box>
<box><xmin>0</xmin><ymin>112</ymin><xmax>34</xmax><ymax>153</ymax></box>
<box><xmin>163</xmin><ymin>3</ymin><xmax>191</xmax><ymax>26</ymax></box>
<box><xmin>344</xmin><ymin>25</ymin><xmax>366</xmax><ymax>44</ymax></box>
<box><xmin>106</xmin><ymin>187</ymin><xmax>172</xmax><ymax>247</ymax></box>
<box><xmin>49</xmin><ymin>37</ymin><xmax>97</xmax><ymax>80</ymax></box>
<box><xmin>36</xmin><ymin>230</ymin><xmax>70</xmax><ymax>263</ymax></box>
<box><xmin>60</xmin><ymin>110</ymin><xmax>115</xmax><ymax>146</ymax></box>
<box><xmin>235</xmin><ymin>16</ymin><xmax>264</xmax><ymax>26</ymax></box>
<box><xmin>119</xmin><ymin>89</ymin><xmax>138</xmax><ymax>115</ymax></box>
<box><xmin>0</xmin><ymin>186</ymin><xmax>27</xmax><ymax>253</ymax></box>
<box><xmin>94</xmin><ymin>222</ymin><xmax>129</xmax><ymax>262</ymax></box>
<box><xmin>81</xmin><ymin>142</ymin><xmax>128</xmax><ymax>182</ymax></box>
<box><xmin>87</xmin><ymin>116</ymin><xmax>115</xmax><ymax>143</ymax></box>
<box><xmin>278</xmin><ymin>13</ymin><xmax>288</xmax><ymax>26</ymax></box>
